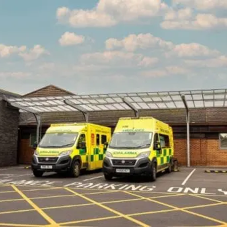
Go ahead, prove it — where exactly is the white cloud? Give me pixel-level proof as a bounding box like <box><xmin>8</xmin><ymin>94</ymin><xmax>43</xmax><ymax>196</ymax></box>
<box><xmin>172</xmin><ymin>0</ymin><xmax>227</xmax><ymax>11</ymax></box>
<box><xmin>56</xmin><ymin>0</ymin><xmax>168</xmax><ymax>28</ymax></box>
<box><xmin>0</xmin><ymin>71</ymin><xmax>31</xmax><ymax>79</ymax></box>
<box><xmin>106</xmin><ymin>33</ymin><xmax>174</xmax><ymax>51</ymax></box>
<box><xmin>161</xmin><ymin>13</ymin><xmax>227</xmax><ymax>30</ymax></box>
<box><xmin>164</xmin><ymin>8</ymin><xmax>193</xmax><ymax>20</ymax></box>
<box><xmin>0</xmin><ymin>44</ymin><xmax>26</xmax><ymax>58</ymax></box>
<box><xmin>80</xmin><ymin>51</ymin><xmax>158</xmax><ymax>67</ymax></box>
<box><xmin>141</xmin><ymin>66</ymin><xmax>189</xmax><ymax>78</ymax></box>
<box><xmin>19</xmin><ymin>45</ymin><xmax>49</xmax><ymax>61</ymax></box>
<box><xmin>167</xmin><ymin>43</ymin><xmax>220</xmax><ymax>58</ymax></box>
<box><xmin>105</xmin><ymin>33</ymin><xmax>219</xmax><ymax>59</ymax></box>
<box><xmin>59</xmin><ymin>32</ymin><xmax>85</xmax><ymax>46</ymax></box>
<box><xmin>185</xmin><ymin>55</ymin><xmax>227</xmax><ymax>68</ymax></box>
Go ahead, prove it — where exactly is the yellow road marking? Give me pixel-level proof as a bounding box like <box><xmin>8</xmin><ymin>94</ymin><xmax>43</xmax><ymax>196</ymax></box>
<box><xmin>65</xmin><ymin>187</ymin><xmax>150</xmax><ymax>227</ymax></box>
<box><xmin>0</xmin><ymin>190</ymin><xmax>15</xmax><ymax>194</ymax></box>
<box><xmin>0</xmin><ymin>223</ymin><xmax>43</xmax><ymax>227</ymax></box>
<box><xmin>125</xmin><ymin>191</ymin><xmax>227</xmax><ymax>225</ymax></box>
<box><xmin>60</xmin><ymin>215</ymin><xmax>120</xmax><ymax>225</ymax></box>
<box><xmin>129</xmin><ymin>208</ymin><xmax>177</xmax><ymax>217</ymax></box>
<box><xmin>190</xmin><ymin>194</ymin><xmax>224</xmax><ymax>203</ymax></box>
<box><xmin>83</xmin><ymin>190</ymin><xmax>119</xmax><ymax>195</ymax></box>
<box><xmin>11</xmin><ymin>185</ymin><xmax>58</xmax><ymax>227</ymax></box>
<box><xmin>43</xmin><ymin>203</ymin><xmax>92</xmax><ymax>210</ymax></box>
<box><xmin>184</xmin><ymin>202</ymin><xmax>226</xmax><ymax>210</ymax></box>
<box><xmin>0</xmin><ymin>209</ymin><xmax>35</xmax><ymax>215</ymax></box>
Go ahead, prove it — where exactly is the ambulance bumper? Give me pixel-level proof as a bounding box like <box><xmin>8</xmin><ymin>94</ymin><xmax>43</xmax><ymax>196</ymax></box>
<box><xmin>103</xmin><ymin>157</ymin><xmax>152</xmax><ymax>176</ymax></box>
<box><xmin>31</xmin><ymin>155</ymin><xmax>72</xmax><ymax>172</ymax></box>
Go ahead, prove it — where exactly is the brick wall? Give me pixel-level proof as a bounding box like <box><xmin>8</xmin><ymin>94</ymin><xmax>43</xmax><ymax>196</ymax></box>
<box><xmin>0</xmin><ymin>100</ymin><xmax>19</xmax><ymax>167</ymax></box>
<box><xmin>174</xmin><ymin>138</ymin><xmax>227</xmax><ymax>167</ymax></box>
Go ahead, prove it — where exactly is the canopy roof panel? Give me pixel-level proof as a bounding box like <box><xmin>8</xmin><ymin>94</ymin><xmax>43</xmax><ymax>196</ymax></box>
<box><xmin>5</xmin><ymin>88</ymin><xmax>227</xmax><ymax>114</ymax></box>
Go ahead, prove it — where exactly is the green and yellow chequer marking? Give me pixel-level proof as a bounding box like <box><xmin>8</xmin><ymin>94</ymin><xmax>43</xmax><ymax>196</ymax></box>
<box><xmin>156</xmin><ymin>148</ymin><xmax>172</xmax><ymax>165</ymax></box>
<box><xmin>79</xmin><ymin>148</ymin><xmax>106</xmax><ymax>163</ymax></box>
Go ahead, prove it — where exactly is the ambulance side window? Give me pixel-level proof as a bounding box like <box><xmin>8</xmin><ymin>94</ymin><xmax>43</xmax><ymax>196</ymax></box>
<box><xmin>77</xmin><ymin>134</ymin><xmax>86</xmax><ymax>149</ymax></box>
<box><xmin>96</xmin><ymin>134</ymin><xmax>100</xmax><ymax>145</ymax></box>
<box><xmin>159</xmin><ymin>134</ymin><xmax>170</xmax><ymax>148</ymax></box>
<box><xmin>153</xmin><ymin>133</ymin><xmax>159</xmax><ymax>150</ymax></box>
<box><xmin>101</xmin><ymin>135</ymin><xmax>107</xmax><ymax>144</ymax></box>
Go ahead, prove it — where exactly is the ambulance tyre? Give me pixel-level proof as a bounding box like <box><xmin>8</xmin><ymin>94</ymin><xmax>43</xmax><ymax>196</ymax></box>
<box><xmin>104</xmin><ymin>173</ymin><xmax>113</xmax><ymax>181</ymax></box>
<box><xmin>150</xmin><ymin>162</ymin><xmax>157</xmax><ymax>181</ymax></box>
<box><xmin>166</xmin><ymin>159</ymin><xmax>173</xmax><ymax>173</ymax></box>
<box><xmin>71</xmin><ymin>160</ymin><xmax>81</xmax><ymax>178</ymax></box>
<box><xmin>33</xmin><ymin>170</ymin><xmax>43</xmax><ymax>177</ymax></box>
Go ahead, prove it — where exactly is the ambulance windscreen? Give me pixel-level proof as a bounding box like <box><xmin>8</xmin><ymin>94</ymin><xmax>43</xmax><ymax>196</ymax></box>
<box><xmin>38</xmin><ymin>132</ymin><xmax>78</xmax><ymax>148</ymax></box>
<box><xmin>109</xmin><ymin>132</ymin><xmax>152</xmax><ymax>149</ymax></box>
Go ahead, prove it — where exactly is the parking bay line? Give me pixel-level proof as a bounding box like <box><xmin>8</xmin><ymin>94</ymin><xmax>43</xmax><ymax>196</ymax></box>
<box><xmin>124</xmin><ymin>190</ymin><xmax>227</xmax><ymax>225</ymax></box>
<box><xmin>182</xmin><ymin>168</ymin><xmax>196</xmax><ymax>186</ymax></box>
<box><xmin>65</xmin><ymin>187</ymin><xmax>150</xmax><ymax>227</ymax></box>
<box><xmin>83</xmin><ymin>175</ymin><xmax>103</xmax><ymax>181</ymax></box>
<box><xmin>11</xmin><ymin>185</ymin><xmax>58</xmax><ymax>227</ymax></box>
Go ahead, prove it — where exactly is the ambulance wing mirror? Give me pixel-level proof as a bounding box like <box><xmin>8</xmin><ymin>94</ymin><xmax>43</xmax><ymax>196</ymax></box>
<box><xmin>104</xmin><ymin>142</ymin><xmax>108</xmax><ymax>149</ymax></box>
<box><xmin>78</xmin><ymin>141</ymin><xmax>86</xmax><ymax>149</ymax></box>
<box><xmin>154</xmin><ymin>141</ymin><xmax>161</xmax><ymax>150</ymax></box>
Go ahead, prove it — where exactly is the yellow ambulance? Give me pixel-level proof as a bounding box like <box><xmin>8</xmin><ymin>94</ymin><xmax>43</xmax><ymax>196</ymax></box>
<box><xmin>103</xmin><ymin>117</ymin><xmax>176</xmax><ymax>181</ymax></box>
<box><xmin>31</xmin><ymin>123</ymin><xmax>111</xmax><ymax>177</ymax></box>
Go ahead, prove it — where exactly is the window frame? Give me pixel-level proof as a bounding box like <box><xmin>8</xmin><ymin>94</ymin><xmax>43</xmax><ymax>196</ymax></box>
<box><xmin>219</xmin><ymin>133</ymin><xmax>227</xmax><ymax>150</ymax></box>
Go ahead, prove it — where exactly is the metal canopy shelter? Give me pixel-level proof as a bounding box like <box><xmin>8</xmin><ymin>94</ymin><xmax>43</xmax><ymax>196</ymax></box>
<box><xmin>4</xmin><ymin>88</ymin><xmax>227</xmax><ymax>167</ymax></box>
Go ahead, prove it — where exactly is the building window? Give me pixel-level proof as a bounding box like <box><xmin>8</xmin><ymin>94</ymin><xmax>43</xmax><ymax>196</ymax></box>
<box><xmin>219</xmin><ymin>133</ymin><xmax>227</xmax><ymax>149</ymax></box>
<box><xmin>29</xmin><ymin>133</ymin><xmax>36</xmax><ymax>147</ymax></box>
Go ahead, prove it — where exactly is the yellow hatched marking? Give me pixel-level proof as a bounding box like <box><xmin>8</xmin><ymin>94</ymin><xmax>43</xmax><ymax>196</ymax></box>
<box><xmin>65</xmin><ymin>187</ymin><xmax>150</xmax><ymax>227</ymax></box>
<box><xmin>124</xmin><ymin>191</ymin><xmax>227</xmax><ymax>225</ymax></box>
<box><xmin>0</xmin><ymin>190</ymin><xmax>15</xmax><ymax>194</ymax></box>
<box><xmin>12</xmin><ymin>185</ymin><xmax>58</xmax><ymax>227</ymax></box>
<box><xmin>190</xmin><ymin>194</ymin><xmax>224</xmax><ymax>203</ymax></box>
<box><xmin>60</xmin><ymin>215</ymin><xmax>120</xmax><ymax>225</ymax></box>
<box><xmin>0</xmin><ymin>224</ymin><xmax>43</xmax><ymax>227</ymax></box>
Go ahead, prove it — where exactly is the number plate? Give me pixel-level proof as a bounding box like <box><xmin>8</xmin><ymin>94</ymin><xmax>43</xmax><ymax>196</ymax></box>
<box><xmin>116</xmin><ymin>169</ymin><xmax>130</xmax><ymax>173</ymax></box>
<box><xmin>40</xmin><ymin>165</ymin><xmax>53</xmax><ymax>169</ymax></box>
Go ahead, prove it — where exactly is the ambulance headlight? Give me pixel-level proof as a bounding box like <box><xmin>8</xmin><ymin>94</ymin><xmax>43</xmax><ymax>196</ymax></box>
<box><xmin>105</xmin><ymin>151</ymin><xmax>113</xmax><ymax>158</ymax></box>
<box><xmin>60</xmin><ymin>150</ymin><xmax>73</xmax><ymax>156</ymax></box>
<box><xmin>137</xmin><ymin>151</ymin><xmax>150</xmax><ymax>158</ymax></box>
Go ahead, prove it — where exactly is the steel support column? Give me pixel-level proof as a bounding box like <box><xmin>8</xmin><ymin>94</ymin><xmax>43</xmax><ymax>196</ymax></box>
<box><xmin>122</xmin><ymin>97</ymin><xmax>139</xmax><ymax>118</ymax></box>
<box><xmin>33</xmin><ymin>114</ymin><xmax>41</xmax><ymax>143</ymax></box>
<box><xmin>63</xmin><ymin>99</ymin><xmax>89</xmax><ymax>122</ymax></box>
<box><xmin>181</xmin><ymin>95</ymin><xmax>190</xmax><ymax>167</ymax></box>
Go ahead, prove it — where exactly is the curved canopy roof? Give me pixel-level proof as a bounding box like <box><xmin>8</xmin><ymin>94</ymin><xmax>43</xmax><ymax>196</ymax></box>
<box><xmin>4</xmin><ymin>88</ymin><xmax>227</xmax><ymax>114</ymax></box>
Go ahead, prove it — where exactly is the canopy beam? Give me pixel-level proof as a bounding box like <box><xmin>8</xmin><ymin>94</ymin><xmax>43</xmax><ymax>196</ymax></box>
<box><xmin>122</xmin><ymin>97</ymin><xmax>139</xmax><ymax>117</ymax></box>
<box><xmin>63</xmin><ymin>99</ymin><xmax>89</xmax><ymax>122</ymax></box>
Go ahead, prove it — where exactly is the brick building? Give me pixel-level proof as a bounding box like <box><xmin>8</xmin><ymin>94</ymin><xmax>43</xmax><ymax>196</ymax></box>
<box><xmin>2</xmin><ymin>85</ymin><xmax>227</xmax><ymax>167</ymax></box>
<box><xmin>0</xmin><ymin>89</ymin><xmax>20</xmax><ymax>167</ymax></box>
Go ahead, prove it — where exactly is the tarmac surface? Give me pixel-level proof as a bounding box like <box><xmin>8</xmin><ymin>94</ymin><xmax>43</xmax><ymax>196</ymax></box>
<box><xmin>0</xmin><ymin>166</ymin><xmax>227</xmax><ymax>227</ymax></box>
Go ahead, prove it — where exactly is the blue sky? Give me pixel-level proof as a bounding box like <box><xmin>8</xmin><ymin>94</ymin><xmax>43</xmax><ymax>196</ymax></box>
<box><xmin>0</xmin><ymin>0</ymin><xmax>227</xmax><ymax>95</ymax></box>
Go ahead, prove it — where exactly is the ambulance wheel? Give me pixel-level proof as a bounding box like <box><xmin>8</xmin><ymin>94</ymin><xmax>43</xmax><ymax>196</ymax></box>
<box><xmin>33</xmin><ymin>170</ymin><xmax>43</xmax><ymax>177</ymax></box>
<box><xmin>150</xmin><ymin>163</ymin><xmax>157</xmax><ymax>181</ymax></box>
<box><xmin>71</xmin><ymin>160</ymin><xmax>80</xmax><ymax>178</ymax></box>
<box><xmin>104</xmin><ymin>173</ymin><xmax>113</xmax><ymax>181</ymax></box>
<box><xmin>166</xmin><ymin>160</ymin><xmax>173</xmax><ymax>173</ymax></box>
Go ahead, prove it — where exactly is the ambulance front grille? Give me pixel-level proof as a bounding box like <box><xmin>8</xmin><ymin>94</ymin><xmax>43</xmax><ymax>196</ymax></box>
<box><xmin>38</xmin><ymin>157</ymin><xmax>58</xmax><ymax>163</ymax></box>
<box><xmin>112</xmin><ymin>159</ymin><xmax>136</xmax><ymax>166</ymax></box>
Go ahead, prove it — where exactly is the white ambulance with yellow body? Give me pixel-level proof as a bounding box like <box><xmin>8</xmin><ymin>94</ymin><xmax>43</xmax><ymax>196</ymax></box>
<box><xmin>31</xmin><ymin>123</ymin><xmax>111</xmax><ymax>177</ymax></box>
<box><xmin>103</xmin><ymin>117</ymin><xmax>176</xmax><ymax>181</ymax></box>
